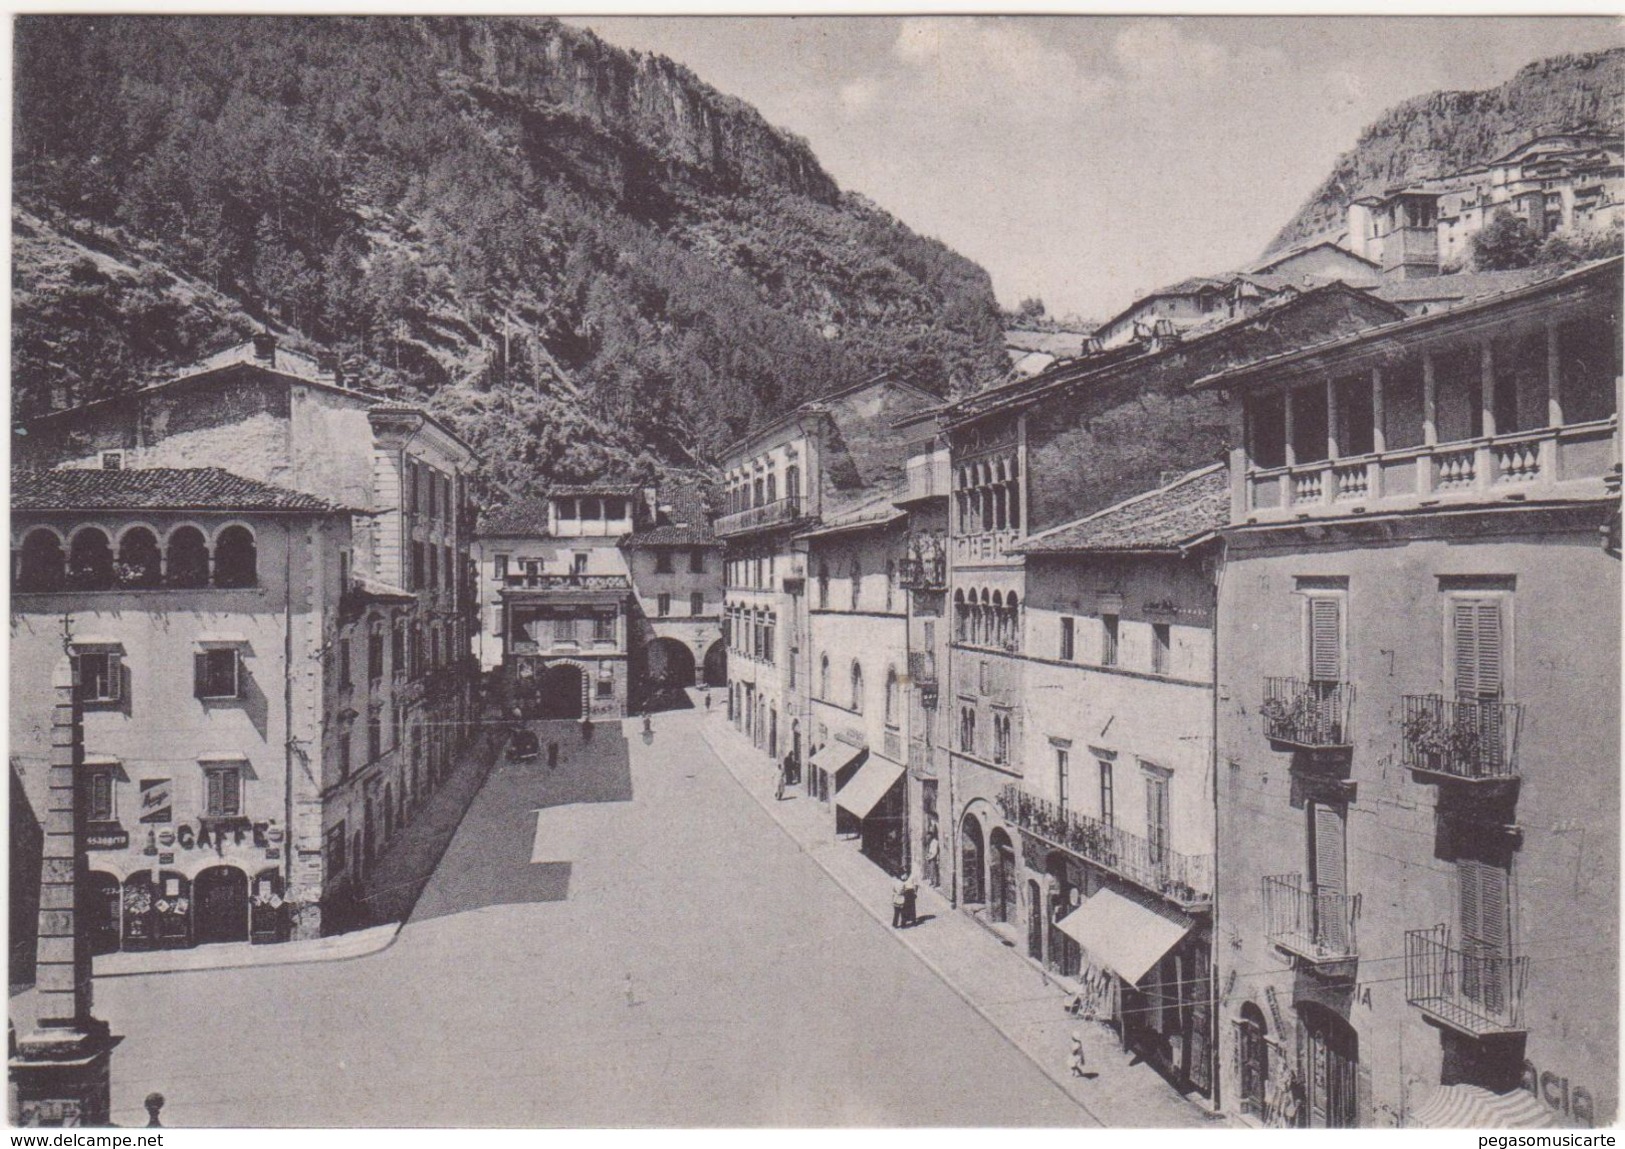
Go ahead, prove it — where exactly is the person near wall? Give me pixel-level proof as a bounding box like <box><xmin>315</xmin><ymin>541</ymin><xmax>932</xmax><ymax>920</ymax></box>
<box><xmin>891</xmin><ymin>881</ymin><xmax>907</xmax><ymax>929</ymax></box>
<box><xmin>901</xmin><ymin>868</ymin><xmax>919</xmax><ymax>927</ymax></box>
<box><xmin>1068</xmin><ymin>1031</ymin><xmax>1087</xmax><ymax>1078</ymax></box>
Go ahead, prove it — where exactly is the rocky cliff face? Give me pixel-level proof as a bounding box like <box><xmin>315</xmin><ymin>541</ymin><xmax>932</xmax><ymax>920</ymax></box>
<box><xmin>1267</xmin><ymin>48</ymin><xmax>1625</xmax><ymax>254</ymax></box>
<box><xmin>415</xmin><ymin>17</ymin><xmax>841</xmax><ymax>204</ymax></box>
<box><xmin>12</xmin><ymin>16</ymin><xmax>1005</xmax><ymax>505</ymax></box>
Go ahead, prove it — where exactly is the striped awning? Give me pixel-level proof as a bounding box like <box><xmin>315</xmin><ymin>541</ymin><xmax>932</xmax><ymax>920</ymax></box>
<box><xmin>1408</xmin><ymin>1085</ymin><xmax>1563</xmax><ymax>1129</ymax></box>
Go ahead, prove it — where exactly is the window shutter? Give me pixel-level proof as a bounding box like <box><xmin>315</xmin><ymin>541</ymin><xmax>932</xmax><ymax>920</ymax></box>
<box><xmin>1453</xmin><ymin>600</ymin><xmax>1505</xmax><ymax>700</ymax></box>
<box><xmin>106</xmin><ymin>652</ymin><xmax>123</xmax><ymax>702</ymax></box>
<box><xmin>224</xmin><ymin>770</ymin><xmax>241</xmax><ymax>816</ymax></box>
<box><xmin>1459</xmin><ymin>857</ymin><xmax>1509</xmax><ymax>951</ymax></box>
<box><xmin>230</xmin><ymin>651</ymin><xmax>243</xmax><ymax>699</ymax></box>
<box><xmin>1311</xmin><ymin>803</ymin><xmax>1347</xmax><ymax>897</ymax></box>
<box><xmin>194</xmin><ymin>652</ymin><xmax>208</xmax><ymax>698</ymax></box>
<box><xmin>206</xmin><ymin>770</ymin><xmax>222</xmax><ymax>816</ymax></box>
<box><xmin>1309</xmin><ymin>597</ymin><xmax>1342</xmax><ymax>682</ymax></box>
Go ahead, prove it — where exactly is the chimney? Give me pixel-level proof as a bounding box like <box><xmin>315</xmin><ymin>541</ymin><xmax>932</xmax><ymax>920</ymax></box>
<box><xmin>251</xmin><ymin>332</ymin><xmax>278</xmax><ymax>363</ymax></box>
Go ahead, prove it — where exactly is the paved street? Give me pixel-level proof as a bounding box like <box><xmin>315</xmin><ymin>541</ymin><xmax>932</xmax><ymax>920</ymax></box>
<box><xmin>90</xmin><ymin>710</ymin><xmax>1088</xmax><ymax>1126</ymax></box>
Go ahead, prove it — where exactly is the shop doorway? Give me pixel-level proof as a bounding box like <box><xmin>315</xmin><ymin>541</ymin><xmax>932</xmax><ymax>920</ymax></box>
<box><xmin>989</xmin><ymin>828</ymin><xmax>1017</xmax><ymax>924</ymax></box>
<box><xmin>960</xmin><ymin>815</ymin><xmax>985</xmax><ymax>905</ymax></box>
<box><xmin>538</xmin><ymin>663</ymin><xmax>585</xmax><ymax>719</ymax></box>
<box><xmin>1239</xmin><ymin>1002</ymin><xmax>1270</xmax><ymax>1119</ymax></box>
<box><xmin>195</xmin><ymin>866</ymin><xmax>249</xmax><ymax>945</ymax></box>
<box><xmin>1026</xmin><ymin>880</ymin><xmax>1044</xmax><ymax>959</ymax></box>
<box><xmin>1299</xmin><ymin>1003</ymin><xmax>1358</xmax><ymax>1128</ymax></box>
<box><xmin>87</xmin><ymin>871</ymin><xmax>121</xmax><ymax>956</ymax></box>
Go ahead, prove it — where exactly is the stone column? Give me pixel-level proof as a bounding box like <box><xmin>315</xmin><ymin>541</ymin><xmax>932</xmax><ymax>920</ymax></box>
<box><xmin>9</xmin><ymin>658</ymin><xmax>114</xmax><ymax>1127</ymax></box>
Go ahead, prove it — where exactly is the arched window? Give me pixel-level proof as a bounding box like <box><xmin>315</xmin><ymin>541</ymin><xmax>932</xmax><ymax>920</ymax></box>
<box><xmin>819</xmin><ymin>653</ymin><xmax>831</xmax><ymax>700</ymax></box>
<box><xmin>1005</xmin><ymin>592</ymin><xmax>1020</xmax><ymax>651</ymax></box>
<box><xmin>67</xmin><ymin>528</ymin><xmax>114</xmax><ymax>591</ymax></box>
<box><xmin>785</xmin><ymin>465</ymin><xmax>800</xmax><ymax>502</ymax></box>
<box><xmin>978</xmin><ymin>589</ymin><xmax>993</xmax><ymax>646</ymax></box>
<box><xmin>213</xmin><ymin>526</ymin><xmax>257</xmax><ymax>588</ymax></box>
<box><xmin>850</xmin><ymin>661</ymin><xmax>865</xmax><ymax>713</ymax></box>
<box><xmin>850</xmin><ymin>559</ymin><xmax>861</xmax><ymax>610</ymax></box>
<box><xmin>884</xmin><ymin>667</ymin><xmax>899</xmax><ymax>726</ymax></box>
<box><xmin>766</xmin><ymin>472</ymin><xmax>777</xmax><ymax>504</ymax></box>
<box><xmin>818</xmin><ymin>562</ymin><xmax>830</xmax><ymax>609</ymax></box>
<box><xmin>166</xmin><ymin>526</ymin><xmax>210</xmax><ymax>588</ymax></box>
<box><xmin>991</xmin><ymin>591</ymin><xmax>1005</xmax><ymax>648</ymax></box>
<box><xmin>16</xmin><ymin>528</ymin><xmax>64</xmax><ymax>592</ymax></box>
<box><xmin>953</xmin><ymin>588</ymin><xmax>967</xmax><ymax>642</ymax></box>
<box><xmin>116</xmin><ymin>527</ymin><xmax>162</xmax><ymax>588</ymax></box>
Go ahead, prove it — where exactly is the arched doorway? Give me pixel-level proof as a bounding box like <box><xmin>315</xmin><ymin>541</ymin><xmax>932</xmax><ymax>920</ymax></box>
<box><xmin>250</xmin><ymin>869</ymin><xmax>287</xmax><ymax>944</ymax></box>
<box><xmin>538</xmin><ymin>663</ymin><xmax>585</xmax><ymax>719</ymax></box>
<box><xmin>960</xmin><ymin>814</ymin><xmax>985</xmax><ymax>905</ymax></box>
<box><xmin>703</xmin><ymin>640</ymin><xmax>727</xmax><ymax>687</ymax></box>
<box><xmin>87</xmin><ymin>872</ymin><xmax>121</xmax><ymax>956</ymax></box>
<box><xmin>195</xmin><ymin>866</ymin><xmax>249</xmax><ymax>945</ymax></box>
<box><xmin>1238</xmin><ymin>1002</ymin><xmax>1270</xmax><ymax>1119</ymax></box>
<box><xmin>646</xmin><ymin>637</ymin><xmax>697</xmax><ymax>690</ymax></box>
<box><xmin>989</xmin><ymin>828</ymin><xmax>1017</xmax><ymax>924</ymax></box>
<box><xmin>1047</xmin><ymin>852</ymin><xmax>1082</xmax><ymax>977</ymax></box>
<box><xmin>1298</xmin><ymin>1002</ymin><xmax>1358</xmax><ymax>1128</ymax></box>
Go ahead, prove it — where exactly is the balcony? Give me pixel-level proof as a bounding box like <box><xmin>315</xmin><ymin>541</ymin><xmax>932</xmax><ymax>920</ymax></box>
<box><xmin>903</xmin><ymin>452</ymin><xmax>951</xmax><ymax>504</ymax></box>
<box><xmin>502</xmin><ymin>574</ymin><xmax>631</xmax><ymax>592</ymax></box>
<box><xmin>1406</xmin><ymin>925</ymin><xmax>1528</xmax><ymax>1037</ymax></box>
<box><xmin>1244</xmin><ymin>419</ymin><xmax>1619</xmax><ymax>522</ymax></box>
<box><xmin>1262</xmin><ymin>874</ymin><xmax>1359</xmax><ymax>974</ymax></box>
<box><xmin>1402</xmin><ymin>696</ymin><xmax>1523</xmax><ymax>783</ymax></box>
<box><xmin>715</xmin><ymin>495</ymin><xmax>802</xmax><ymax>538</ymax></box>
<box><xmin>897</xmin><ymin>555</ymin><xmax>947</xmax><ymax>591</ymax></box>
<box><xmin>997</xmin><ymin>783</ymin><xmax>1213</xmax><ymax>909</ymax></box>
<box><xmin>1261</xmin><ymin>677</ymin><xmax>1354</xmax><ymax>751</ymax></box>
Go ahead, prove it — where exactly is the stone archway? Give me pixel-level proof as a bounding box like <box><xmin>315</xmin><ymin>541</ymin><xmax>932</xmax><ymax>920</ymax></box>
<box><xmin>646</xmin><ymin>637</ymin><xmax>697</xmax><ymax>689</ymax></box>
<box><xmin>702</xmin><ymin>640</ymin><xmax>727</xmax><ymax>688</ymax></box>
<box><xmin>988</xmin><ymin>827</ymin><xmax>1017</xmax><ymax>924</ymax></box>
<box><xmin>194</xmin><ymin>865</ymin><xmax>249</xmax><ymax>945</ymax></box>
<box><xmin>536</xmin><ymin>662</ymin><xmax>586</xmax><ymax>719</ymax></box>
<box><xmin>960</xmin><ymin>813</ymin><xmax>985</xmax><ymax>905</ymax></box>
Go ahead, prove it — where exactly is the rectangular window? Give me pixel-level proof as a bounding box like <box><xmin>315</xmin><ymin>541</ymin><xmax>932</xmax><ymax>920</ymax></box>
<box><xmin>1308</xmin><ymin>595</ymin><xmax>1344</xmax><ymax>682</ymax></box>
<box><xmin>412</xmin><ymin>542</ymin><xmax>425</xmax><ymax>590</ymax></box>
<box><xmin>338</xmin><ymin>730</ymin><xmax>352</xmax><ymax>781</ymax></box>
<box><xmin>573</xmin><ymin>552</ymin><xmax>589</xmax><ymax>576</ymax></box>
<box><xmin>494</xmin><ymin>553</ymin><xmax>509</xmax><ymax>581</ymax></box>
<box><xmin>339</xmin><ymin>549</ymin><xmax>350</xmax><ymax>593</ymax></box>
<box><xmin>326</xmin><ymin>822</ymin><xmax>347</xmax><ymax>875</ymax></box>
<box><xmin>1060</xmin><ymin>617</ymin><xmax>1075</xmax><ymax>662</ymax></box>
<box><xmin>597</xmin><ymin>673</ymin><xmax>614</xmax><ymax>699</ymax></box>
<box><xmin>86</xmin><ymin>769</ymin><xmax>116</xmax><ymax>822</ymax></box>
<box><xmin>407</xmin><ymin>461</ymin><xmax>418</xmax><ymax>514</ymax></box>
<box><xmin>1056</xmin><ymin>747</ymin><xmax>1070</xmax><ymax>809</ymax></box>
<box><xmin>689</xmin><ymin>549</ymin><xmax>705</xmax><ymax>574</ymax></box>
<box><xmin>194</xmin><ymin>649</ymin><xmax>242</xmax><ymax>700</ymax></box>
<box><xmin>658</xmin><ymin>593</ymin><xmax>671</xmax><ymax>617</ymax></box>
<box><xmin>428</xmin><ymin>545</ymin><xmax>439</xmax><ymax>591</ymax></box>
<box><xmin>392</xmin><ymin>623</ymin><xmax>406</xmax><ymax>677</ymax></box>
<box><xmin>690</xmin><ymin>592</ymin><xmax>705</xmax><ymax>617</ymax></box>
<box><xmin>368</xmin><ymin>628</ymin><xmax>385</xmax><ymax>685</ymax></box>
<box><xmin>204</xmin><ymin>767</ymin><xmax>243</xmax><ymax>818</ymax></box>
<box><xmin>1144</xmin><ymin>771</ymin><xmax>1170</xmax><ymax>865</ymax></box>
<box><xmin>1098</xmin><ymin>758</ymin><xmax>1115</xmax><ymax>827</ymax></box>
<box><xmin>1452</xmin><ymin>597</ymin><xmax>1506</xmax><ymax>702</ymax></box>
<box><xmin>1101</xmin><ymin>614</ymin><xmax>1119</xmax><ymax>667</ymax></box>
<box><xmin>1152</xmin><ymin>623</ymin><xmax>1171</xmax><ymax>675</ymax></box>
<box><xmin>594</xmin><ymin>613</ymin><xmax>615</xmax><ymax>643</ymax></box>
<box><xmin>368</xmin><ymin>712</ymin><xmax>382</xmax><ymax>761</ymax></box>
<box><xmin>656</xmin><ymin>550</ymin><xmax>674</xmax><ymax>574</ymax></box>
<box><xmin>338</xmin><ymin>637</ymin><xmax>352</xmax><ymax>688</ymax></box>
<box><xmin>78</xmin><ymin>651</ymin><xmax>122</xmax><ymax>704</ymax></box>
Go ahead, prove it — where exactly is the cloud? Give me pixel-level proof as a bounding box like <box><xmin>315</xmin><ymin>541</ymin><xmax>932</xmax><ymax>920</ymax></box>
<box><xmin>839</xmin><ymin>77</ymin><xmax>881</xmax><ymax>115</ymax></box>
<box><xmin>888</xmin><ymin>17</ymin><xmax>1112</xmax><ymax>118</ymax></box>
<box><xmin>1112</xmin><ymin>19</ymin><xmax>1229</xmax><ymax>84</ymax></box>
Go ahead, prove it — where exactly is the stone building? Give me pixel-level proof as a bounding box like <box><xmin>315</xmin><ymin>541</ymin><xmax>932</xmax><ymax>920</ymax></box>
<box><xmin>11</xmin><ymin>336</ymin><xmax>481</xmax><ymax>944</ymax></box>
<box><xmin>1201</xmin><ymin>257</ymin><xmax>1620</xmax><ymax>1128</ymax></box>
<box><xmin>472</xmin><ymin>483</ymin><xmax>723</xmax><ymax>718</ymax></box>
<box><xmin>717</xmin><ymin>376</ymin><xmax>939</xmax><ymax>772</ymax></box>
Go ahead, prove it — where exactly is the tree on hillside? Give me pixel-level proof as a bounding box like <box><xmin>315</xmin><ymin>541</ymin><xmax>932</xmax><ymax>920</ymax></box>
<box><xmin>1471</xmin><ymin>212</ymin><xmax>1543</xmax><ymax>270</ymax></box>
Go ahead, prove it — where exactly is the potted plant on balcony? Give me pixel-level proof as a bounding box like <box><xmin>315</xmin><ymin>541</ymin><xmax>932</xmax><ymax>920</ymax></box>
<box><xmin>1259</xmin><ymin>696</ymin><xmax>1290</xmax><ymax>739</ymax></box>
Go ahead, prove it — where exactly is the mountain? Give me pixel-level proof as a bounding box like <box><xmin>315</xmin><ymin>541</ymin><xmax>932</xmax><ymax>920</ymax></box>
<box><xmin>12</xmin><ymin>16</ymin><xmax>1007</xmax><ymax>505</ymax></box>
<box><xmin>1267</xmin><ymin>48</ymin><xmax>1625</xmax><ymax>255</ymax></box>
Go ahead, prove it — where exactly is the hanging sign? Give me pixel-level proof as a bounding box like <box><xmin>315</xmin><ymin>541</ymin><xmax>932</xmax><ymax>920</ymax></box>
<box><xmin>139</xmin><ymin>778</ymin><xmax>173</xmax><ymax>823</ymax></box>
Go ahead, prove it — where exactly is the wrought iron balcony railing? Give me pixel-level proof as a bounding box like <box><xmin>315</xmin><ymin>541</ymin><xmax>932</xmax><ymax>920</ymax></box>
<box><xmin>1405</xmin><ymin>925</ymin><xmax>1528</xmax><ymax>1037</ymax></box>
<box><xmin>501</xmin><ymin>574</ymin><xmax>630</xmax><ymax>591</ymax></box>
<box><xmin>997</xmin><ymin>783</ymin><xmax>1212</xmax><ymax>907</ymax></box>
<box><xmin>897</xmin><ymin>556</ymin><xmax>947</xmax><ymax>591</ymax></box>
<box><xmin>1401</xmin><ymin>695</ymin><xmax>1522</xmax><ymax>781</ymax></box>
<box><xmin>1261</xmin><ymin>677</ymin><xmax>1354</xmax><ymax>749</ymax></box>
<box><xmin>1262</xmin><ymin>874</ymin><xmax>1359</xmax><ymax>968</ymax></box>
<box><xmin>715</xmin><ymin>496</ymin><xmax>802</xmax><ymax>537</ymax></box>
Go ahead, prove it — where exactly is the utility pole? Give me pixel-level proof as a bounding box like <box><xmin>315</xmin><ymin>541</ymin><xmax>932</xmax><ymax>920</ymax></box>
<box><xmin>9</xmin><ymin>657</ymin><xmax>116</xmax><ymax>1126</ymax></box>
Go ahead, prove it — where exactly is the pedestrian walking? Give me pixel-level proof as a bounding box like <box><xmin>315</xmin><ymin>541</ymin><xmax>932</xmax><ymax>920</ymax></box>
<box><xmin>891</xmin><ymin>881</ymin><xmax>907</xmax><ymax>928</ymax></box>
<box><xmin>1068</xmin><ymin>1031</ymin><xmax>1086</xmax><ymax>1078</ymax></box>
<box><xmin>704</xmin><ymin>689</ymin><xmax>712</xmax><ymax>711</ymax></box>
<box><xmin>901</xmin><ymin>869</ymin><xmax>919</xmax><ymax>927</ymax></box>
<box><xmin>547</xmin><ymin>741</ymin><xmax>558</xmax><ymax>770</ymax></box>
<box><xmin>775</xmin><ymin>762</ymin><xmax>787</xmax><ymax>802</ymax></box>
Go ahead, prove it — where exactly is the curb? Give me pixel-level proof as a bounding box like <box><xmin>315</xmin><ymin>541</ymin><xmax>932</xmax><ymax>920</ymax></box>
<box><xmin>93</xmin><ymin>921</ymin><xmax>402</xmax><ymax>980</ymax></box>
<box><xmin>697</xmin><ymin>716</ymin><xmax>1106</xmax><ymax>1127</ymax></box>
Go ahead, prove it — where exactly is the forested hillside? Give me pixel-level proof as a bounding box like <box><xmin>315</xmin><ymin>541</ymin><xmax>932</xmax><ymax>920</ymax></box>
<box><xmin>1268</xmin><ymin>48</ymin><xmax>1625</xmax><ymax>255</ymax></box>
<box><xmin>12</xmin><ymin>16</ymin><xmax>1007</xmax><ymax>504</ymax></box>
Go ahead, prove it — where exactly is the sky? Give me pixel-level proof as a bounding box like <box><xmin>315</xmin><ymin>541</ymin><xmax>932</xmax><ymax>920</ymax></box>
<box><xmin>578</xmin><ymin>15</ymin><xmax>1622</xmax><ymax>323</ymax></box>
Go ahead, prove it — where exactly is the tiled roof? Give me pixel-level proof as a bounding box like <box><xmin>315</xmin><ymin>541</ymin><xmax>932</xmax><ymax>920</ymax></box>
<box><xmin>625</xmin><ymin>482</ymin><xmax>717</xmax><ymax>547</ymax></box>
<box><xmin>1019</xmin><ymin>465</ymin><xmax>1229</xmax><ymax>554</ymax></box>
<box><xmin>1370</xmin><ymin>267</ymin><xmax>1560</xmax><ymax>305</ymax></box>
<box><xmin>11</xmin><ymin>467</ymin><xmax>349</xmax><ymax>513</ymax></box>
<box><xmin>479</xmin><ymin>498</ymin><xmax>552</xmax><ymax>537</ymax></box>
<box><xmin>1004</xmin><ymin>328</ymin><xmax>1095</xmax><ymax>356</ymax></box>
<box><xmin>796</xmin><ymin>491</ymin><xmax>905</xmax><ymax>540</ymax></box>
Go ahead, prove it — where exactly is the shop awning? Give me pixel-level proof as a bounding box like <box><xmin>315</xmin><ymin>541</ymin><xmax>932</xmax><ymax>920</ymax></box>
<box><xmin>809</xmin><ymin>743</ymin><xmax>865</xmax><ymax>777</ymax></box>
<box><xmin>1054</xmin><ymin>887</ymin><xmax>1192</xmax><ymax>985</ymax></box>
<box><xmin>1408</xmin><ymin>1085</ymin><xmax>1562</xmax><ymax>1130</ymax></box>
<box><xmin>834</xmin><ymin>756</ymin><xmax>905</xmax><ymax>820</ymax></box>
